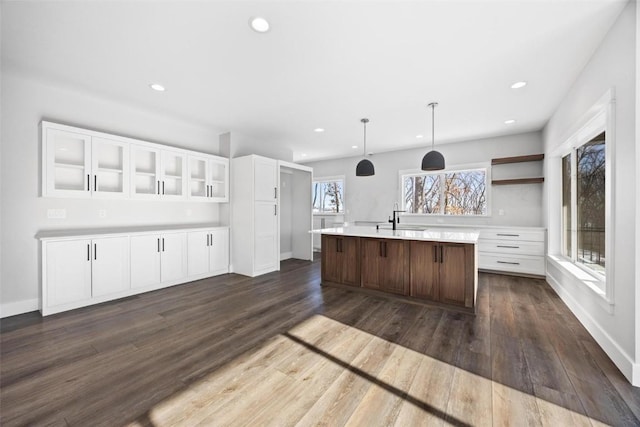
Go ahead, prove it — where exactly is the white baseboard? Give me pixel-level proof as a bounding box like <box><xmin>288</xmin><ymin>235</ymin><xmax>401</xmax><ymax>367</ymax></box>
<box><xmin>280</xmin><ymin>252</ymin><xmax>292</xmax><ymax>261</ymax></box>
<box><xmin>1</xmin><ymin>298</ymin><xmax>39</xmax><ymax>318</ymax></box>
<box><xmin>547</xmin><ymin>270</ymin><xmax>639</xmax><ymax>386</ymax></box>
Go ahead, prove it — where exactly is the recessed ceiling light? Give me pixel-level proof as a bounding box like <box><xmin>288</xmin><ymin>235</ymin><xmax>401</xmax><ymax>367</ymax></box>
<box><xmin>352</xmin><ymin>145</ymin><xmax>358</xmax><ymax>149</ymax></box>
<box><xmin>314</xmin><ymin>128</ymin><xmax>325</xmax><ymax>133</ymax></box>
<box><xmin>416</xmin><ymin>134</ymin><xmax>424</xmax><ymax>139</ymax></box>
<box><xmin>250</xmin><ymin>17</ymin><xmax>270</xmax><ymax>33</ymax></box>
<box><xmin>149</xmin><ymin>83</ymin><xmax>165</xmax><ymax>92</ymax></box>
<box><xmin>504</xmin><ymin>119</ymin><xmax>516</xmax><ymax>124</ymax></box>
<box><xmin>300</xmin><ymin>153</ymin><xmax>307</xmax><ymax>157</ymax></box>
<box><xmin>511</xmin><ymin>81</ymin><xmax>527</xmax><ymax>89</ymax></box>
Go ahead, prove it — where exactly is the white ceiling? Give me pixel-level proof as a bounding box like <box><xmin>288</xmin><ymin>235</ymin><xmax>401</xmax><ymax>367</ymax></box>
<box><xmin>2</xmin><ymin>0</ymin><xmax>628</xmax><ymax>162</ymax></box>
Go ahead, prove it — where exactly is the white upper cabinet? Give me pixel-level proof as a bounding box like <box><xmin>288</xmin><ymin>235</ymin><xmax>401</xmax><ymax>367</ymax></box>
<box><xmin>254</xmin><ymin>156</ymin><xmax>278</xmax><ymax>201</ymax></box>
<box><xmin>42</xmin><ymin>121</ymin><xmax>228</xmax><ymax>202</ymax></box>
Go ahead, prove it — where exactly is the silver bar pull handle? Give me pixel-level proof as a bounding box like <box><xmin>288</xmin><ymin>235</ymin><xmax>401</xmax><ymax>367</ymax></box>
<box><xmin>497</xmin><ymin>260</ymin><xmax>520</xmax><ymax>265</ymax></box>
<box><xmin>497</xmin><ymin>245</ymin><xmax>520</xmax><ymax>249</ymax></box>
<box><xmin>497</xmin><ymin>233</ymin><xmax>519</xmax><ymax>237</ymax></box>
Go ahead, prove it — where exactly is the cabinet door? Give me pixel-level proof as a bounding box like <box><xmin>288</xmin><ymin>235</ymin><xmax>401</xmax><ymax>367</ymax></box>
<box><xmin>130</xmin><ymin>234</ymin><xmax>161</xmax><ymax>289</ymax></box>
<box><xmin>161</xmin><ymin>233</ymin><xmax>187</xmax><ymax>282</ymax></box>
<box><xmin>44</xmin><ymin>128</ymin><xmax>92</xmax><ymax>198</ymax></box>
<box><xmin>439</xmin><ymin>243</ymin><xmax>473</xmax><ymax>307</ymax></box>
<box><xmin>254</xmin><ymin>201</ymin><xmax>278</xmax><ymax>273</ymax></box>
<box><xmin>188</xmin><ymin>155</ymin><xmax>209</xmax><ymax>201</ymax></box>
<box><xmin>380</xmin><ymin>240</ymin><xmax>408</xmax><ymax>295</ymax></box>
<box><xmin>161</xmin><ymin>150</ymin><xmax>186</xmax><ymax>200</ymax></box>
<box><xmin>92</xmin><ymin>236</ymin><xmax>130</xmax><ymax>297</ymax></box>
<box><xmin>209</xmin><ymin>228</ymin><xmax>229</xmax><ymax>274</ymax></box>
<box><xmin>361</xmin><ymin>238</ymin><xmax>383</xmax><ymax>290</ymax></box>
<box><xmin>339</xmin><ymin>236</ymin><xmax>361</xmax><ymax>286</ymax></box>
<box><xmin>321</xmin><ymin>235</ymin><xmax>341</xmax><ymax>283</ymax></box>
<box><xmin>410</xmin><ymin>241</ymin><xmax>439</xmax><ymax>300</ymax></box>
<box><xmin>45</xmin><ymin>239</ymin><xmax>92</xmax><ymax>307</ymax></box>
<box><xmin>253</xmin><ymin>157</ymin><xmax>278</xmax><ymax>201</ymax></box>
<box><xmin>209</xmin><ymin>157</ymin><xmax>229</xmax><ymax>202</ymax></box>
<box><xmin>131</xmin><ymin>144</ymin><xmax>161</xmax><ymax>199</ymax></box>
<box><xmin>91</xmin><ymin>137</ymin><xmax>129</xmax><ymax>199</ymax></box>
<box><xmin>187</xmin><ymin>231</ymin><xmax>210</xmax><ymax>276</ymax></box>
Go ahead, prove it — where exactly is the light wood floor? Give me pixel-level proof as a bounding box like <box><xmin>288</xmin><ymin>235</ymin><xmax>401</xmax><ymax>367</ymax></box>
<box><xmin>1</xmin><ymin>257</ymin><xmax>639</xmax><ymax>426</ymax></box>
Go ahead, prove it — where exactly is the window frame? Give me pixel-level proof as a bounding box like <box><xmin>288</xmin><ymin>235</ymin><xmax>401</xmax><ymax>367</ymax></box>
<box><xmin>398</xmin><ymin>162</ymin><xmax>491</xmax><ymax>217</ymax></box>
<box><xmin>552</xmin><ymin>89</ymin><xmax>615</xmax><ymax>303</ymax></box>
<box><xmin>312</xmin><ymin>175</ymin><xmax>345</xmax><ymax>216</ymax></box>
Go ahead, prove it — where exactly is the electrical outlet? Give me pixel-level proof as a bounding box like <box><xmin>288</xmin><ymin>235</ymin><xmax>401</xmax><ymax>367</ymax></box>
<box><xmin>47</xmin><ymin>209</ymin><xmax>66</xmax><ymax>219</ymax></box>
<box><xmin>98</xmin><ymin>209</ymin><xmax>107</xmax><ymax>218</ymax></box>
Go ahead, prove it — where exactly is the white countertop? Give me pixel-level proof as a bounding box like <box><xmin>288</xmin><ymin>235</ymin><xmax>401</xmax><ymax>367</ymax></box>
<box><xmin>311</xmin><ymin>225</ymin><xmax>479</xmax><ymax>244</ymax></box>
<box><xmin>36</xmin><ymin>223</ymin><xmax>228</xmax><ymax>240</ymax></box>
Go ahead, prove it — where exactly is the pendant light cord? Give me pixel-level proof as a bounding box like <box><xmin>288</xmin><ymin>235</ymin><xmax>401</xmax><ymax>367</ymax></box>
<box><xmin>361</xmin><ymin>118</ymin><xmax>369</xmax><ymax>157</ymax></box>
<box><xmin>431</xmin><ymin>103</ymin><xmax>435</xmax><ymax>150</ymax></box>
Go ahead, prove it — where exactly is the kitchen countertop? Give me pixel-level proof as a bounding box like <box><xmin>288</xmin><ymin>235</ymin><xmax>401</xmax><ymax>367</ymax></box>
<box><xmin>36</xmin><ymin>223</ymin><xmax>228</xmax><ymax>240</ymax></box>
<box><xmin>311</xmin><ymin>225</ymin><xmax>479</xmax><ymax>244</ymax></box>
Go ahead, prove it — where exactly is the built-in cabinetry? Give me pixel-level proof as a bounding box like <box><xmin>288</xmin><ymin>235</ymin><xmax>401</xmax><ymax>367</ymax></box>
<box><xmin>321</xmin><ymin>235</ymin><xmax>360</xmax><ymax>286</ymax></box>
<box><xmin>478</xmin><ymin>228</ymin><xmax>545</xmax><ymax>276</ymax></box>
<box><xmin>42</xmin><ymin>121</ymin><xmax>228</xmax><ymax>202</ymax></box>
<box><xmin>39</xmin><ymin>224</ymin><xmax>229</xmax><ymax>315</ymax></box>
<box><xmin>409</xmin><ymin>241</ymin><xmax>475</xmax><ymax>307</ymax></box>
<box><xmin>361</xmin><ymin>238</ymin><xmax>409</xmax><ymax>295</ymax></box>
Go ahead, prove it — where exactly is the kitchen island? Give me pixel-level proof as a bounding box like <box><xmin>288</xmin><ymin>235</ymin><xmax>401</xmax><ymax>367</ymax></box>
<box><xmin>313</xmin><ymin>226</ymin><xmax>480</xmax><ymax>312</ymax></box>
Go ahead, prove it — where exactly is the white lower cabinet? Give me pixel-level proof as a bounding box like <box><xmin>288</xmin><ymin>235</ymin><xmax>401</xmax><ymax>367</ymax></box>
<box><xmin>40</xmin><ymin>225</ymin><xmax>228</xmax><ymax>316</ymax></box>
<box><xmin>477</xmin><ymin>227</ymin><xmax>546</xmax><ymax>276</ymax></box>
<box><xmin>187</xmin><ymin>228</ymin><xmax>229</xmax><ymax>277</ymax></box>
<box><xmin>43</xmin><ymin>236</ymin><xmax>130</xmax><ymax>313</ymax></box>
<box><xmin>130</xmin><ymin>232</ymin><xmax>187</xmax><ymax>288</ymax></box>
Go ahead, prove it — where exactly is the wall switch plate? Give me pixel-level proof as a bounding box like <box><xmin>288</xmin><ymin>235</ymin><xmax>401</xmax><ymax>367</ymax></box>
<box><xmin>98</xmin><ymin>209</ymin><xmax>107</xmax><ymax>218</ymax></box>
<box><xmin>47</xmin><ymin>209</ymin><xmax>66</xmax><ymax>219</ymax></box>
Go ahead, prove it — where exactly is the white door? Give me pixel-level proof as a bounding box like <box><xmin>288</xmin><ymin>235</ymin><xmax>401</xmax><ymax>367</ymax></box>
<box><xmin>161</xmin><ymin>150</ymin><xmax>186</xmax><ymax>200</ymax></box>
<box><xmin>254</xmin><ymin>157</ymin><xmax>278</xmax><ymax>201</ymax></box>
<box><xmin>45</xmin><ymin>129</ymin><xmax>92</xmax><ymax>198</ymax></box>
<box><xmin>254</xmin><ymin>202</ymin><xmax>278</xmax><ymax>273</ymax></box>
<box><xmin>187</xmin><ymin>231</ymin><xmax>210</xmax><ymax>276</ymax></box>
<box><xmin>209</xmin><ymin>228</ymin><xmax>229</xmax><ymax>274</ymax></box>
<box><xmin>91</xmin><ymin>137</ymin><xmax>129</xmax><ymax>199</ymax></box>
<box><xmin>130</xmin><ymin>234</ymin><xmax>161</xmax><ymax>288</ymax></box>
<box><xmin>92</xmin><ymin>236</ymin><xmax>130</xmax><ymax>297</ymax></box>
<box><xmin>188</xmin><ymin>155</ymin><xmax>209</xmax><ymax>201</ymax></box>
<box><xmin>130</xmin><ymin>144</ymin><xmax>161</xmax><ymax>199</ymax></box>
<box><xmin>161</xmin><ymin>232</ymin><xmax>187</xmax><ymax>282</ymax></box>
<box><xmin>45</xmin><ymin>239</ymin><xmax>92</xmax><ymax>307</ymax></box>
<box><xmin>209</xmin><ymin>157</ymin><xmax>229</xmax><ymax>202</ymax></box>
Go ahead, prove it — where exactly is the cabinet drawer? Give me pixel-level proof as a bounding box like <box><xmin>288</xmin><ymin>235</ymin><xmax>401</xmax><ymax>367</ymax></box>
<box><xmin>479</xmin><ymin>253</ymin><xmax>545</xmax><ymax>276</ymax></box>
<box><xmin>478</xmin><ymin>239</ymin><xmax>544</xmax><ymax>256</ymax></box>
<box><xmin>480</xmin><ymin>229</ymin><xmax>545</xmax><ymax>242</ymax></box>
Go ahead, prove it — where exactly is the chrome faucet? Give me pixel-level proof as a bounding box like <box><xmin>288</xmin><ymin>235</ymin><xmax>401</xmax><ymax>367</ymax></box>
<box><xmin>389</xmin><ymin>203</ymin><xmax>406</xmax><ymax>231</ymax></box>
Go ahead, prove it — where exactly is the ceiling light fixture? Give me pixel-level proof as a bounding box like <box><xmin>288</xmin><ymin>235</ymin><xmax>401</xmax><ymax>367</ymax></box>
<box><xmin>314</xmin><ymin>128</ymin><xmax>325</xmax><ymax>133</ymax></box>
<box><xmin>352</xmin><ymin>145</ymin><xmax>358</xmax><ymax>149</ymax></box>
<box><xmin>250</xmin><ymin>17</ymin><xmax>270</xmax><ymax>33</ymax></box>
<box><xmin>416</xmin><ymin>134</ymin><xmax>424</xmax><ymax>139</ymax></box>
<box><xmin>149</xmin><ymin>83</ymin><xmax>165</xmax><ymax>92</ymax></box>
<box><xmin>511</xmin><ymin>81</ymin><xmax>527</xmax><ymax>89</ymax></box>
<box><xmin>356</xmin><ymin>118</ymin><xmax>374</xmax><ymax>176</ymax></box>
<box><xmin>421</xmin><ymin>102</ymin><xmax>445</xmax><ymax>171</ymax></box>
<box><xmin>504</xmin><ymin>119</ymin><xmax>516</xmax><ymax>124</ymax></box>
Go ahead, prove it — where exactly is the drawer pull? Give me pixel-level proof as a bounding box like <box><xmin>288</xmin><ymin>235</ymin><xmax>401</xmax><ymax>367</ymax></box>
<box><xmin>497</xmin><ymin>233</ymin><xmax>519</xmax><ymax>237</ymax></box>
<box><xmin>497</xmin><ymin>245</ymin><xmax>520</xmax><ymax>249</ymax></box>
<box><xmin>497</xmin><ymin>260</ymin><xmax>520</xmax><ymax>265</ymax></box>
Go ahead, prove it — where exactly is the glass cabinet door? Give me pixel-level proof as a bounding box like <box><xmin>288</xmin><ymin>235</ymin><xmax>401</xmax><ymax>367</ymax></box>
<box><xmin>91</xmin><ymin>137</ymin><xmax>129</xmax><ymax>198</ymax></box>
<box><xmin>45</xmin><ymin>129</ymin><xmax>92</xmax><ymax>198</ymax></box>
<box><xmin>161</xmin><ymin>150</ymin><xmax>186</xmax><ymax>199</ymax></box>
<box><xmin>209</xmin><ymin>157</ymin><xmax>229</xmax><ymax>202</ymax></box>
<box><xmin>188</xmin><ymin>156</ymin><xmax>209</xmax><ymax>200</ymax></box>
<box><xmin>131</xmin><ymin>144</ymin><xmax>161</xmax><ymax>199</ymax></box>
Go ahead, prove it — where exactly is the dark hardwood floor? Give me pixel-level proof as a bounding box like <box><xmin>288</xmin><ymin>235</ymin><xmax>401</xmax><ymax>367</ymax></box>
<box><xmin>1</xmin><ymin>256</ymin><xmax>639</xmax><ymax>426</ymax></box>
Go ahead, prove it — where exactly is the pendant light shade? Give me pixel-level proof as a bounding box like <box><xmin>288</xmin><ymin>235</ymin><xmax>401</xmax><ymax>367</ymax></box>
<box><xmin>421</xmin><ymin>102</ymin><xmax>445</xmax><ymax>171</ymax></box>
<box><xmin>356</xmin><ymin>118</ymin><xmax>375</xmax><ymax>176</ymax></box>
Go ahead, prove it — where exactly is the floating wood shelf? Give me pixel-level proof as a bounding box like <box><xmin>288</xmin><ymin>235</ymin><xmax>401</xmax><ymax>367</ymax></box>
<box><xmin>492</xmin><ymin>177</ymin><xmax>544</xmax><ymax>185</ymax></box>
<box><xmin>491</xmin><ymin>154</ymin><xmax>544</xmax><ymax>165</ymax></box>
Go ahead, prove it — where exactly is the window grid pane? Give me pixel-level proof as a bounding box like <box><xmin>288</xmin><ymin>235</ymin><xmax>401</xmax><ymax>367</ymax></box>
<box><xmin>312</xmin><ymin>180</ymin><xmax>344</xmax><ymax>214</ymax></box>
<box><xmin>562</xmin><ymin>154</ymin><xmax>572</xmax><ymax>257</ymax></box>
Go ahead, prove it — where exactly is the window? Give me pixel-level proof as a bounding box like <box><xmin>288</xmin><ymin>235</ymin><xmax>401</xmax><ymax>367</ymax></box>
<box><xmin>562</xmin><ymin>132</ymin><xmax>606</xmax><ymax>278</ymax></box>
<box><xmin>312</xmin><ymin>177</ymin><xmax>344</xmax><ymax>214</ymax></box>
<box><xmin>402</xmin><ymin>168</ymin><xmax>487</xmax><ymax>215</ymax></box>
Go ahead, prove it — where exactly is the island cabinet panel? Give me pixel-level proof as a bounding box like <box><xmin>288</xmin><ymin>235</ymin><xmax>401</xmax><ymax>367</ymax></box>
<box><xmin>410</xmin><ymin>241</ymin><xmax>475</xmax><ymax>308</ymax></box>
<box><xmin>361</xmin><ymin>238</ymin><xmax>409</xmax><ymax>295</ymax></box>
<box><xmin>321</xmin><ymin>235</ymin><xmax>360</xmax><ymax>286</ymax></box>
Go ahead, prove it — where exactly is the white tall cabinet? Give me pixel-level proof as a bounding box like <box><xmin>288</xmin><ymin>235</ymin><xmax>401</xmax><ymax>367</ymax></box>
<box><xmin>231</xmin><ymin>155</ymin><xmax>279</xmax><ymax>277</ymax></box>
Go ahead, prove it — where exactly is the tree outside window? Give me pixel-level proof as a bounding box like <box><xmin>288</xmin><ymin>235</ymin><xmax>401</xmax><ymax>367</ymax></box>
<box><xmin>313</xmin><ymin>179</ymin><xmax>344</xmax><ymax>214</ymax></box>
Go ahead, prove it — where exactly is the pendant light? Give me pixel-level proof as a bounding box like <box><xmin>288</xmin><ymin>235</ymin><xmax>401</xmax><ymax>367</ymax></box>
<box><xmin>356</xmin><ymin>118</ymin><xmax>375</xmax><ymax>176</ymax></box>
<box><xmin>421</xmin><ymin>102</ymin><xmax>445</xmax><ymax>171</ymax></box>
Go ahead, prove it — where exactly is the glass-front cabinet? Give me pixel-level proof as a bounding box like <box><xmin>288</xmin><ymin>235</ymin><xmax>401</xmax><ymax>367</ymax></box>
<box><xmin>130</xmin><ymin>144</ymin><xmax>161</xmax><ymax>199</ymax></box>
<box><xmin>209</xmin><ymin>157</ymin><xmax>229</xmax><ymax>202</ymax></box>
<box><xmin>91</xmin><ymin>137</ymin><xmax>129</xmax><ymax>198</ymax></box>
<box><xmin>161</xmin><ymin>150</ymin><xmax>186</xmax><ymax>200</ymax></box>
<box><xmin>188</xmin><ymin>155</ymin><xmax>209</xmax><ymax>200</ymax></box>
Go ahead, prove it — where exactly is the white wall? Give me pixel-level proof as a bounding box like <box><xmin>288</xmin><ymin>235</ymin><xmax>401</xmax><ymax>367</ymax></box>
<box><xmin>636</xmin><ymin>0</ymin><xmax>640</xmax><ymax>385</ymax></box>
<box><xmin>304</xmin><ymin>131</ymin><xmax>544</xmax><ymax>227</ymax></box>
<box><xmin>543</xmin><ymin>1</ymin><xmax>637</xmax><ymax>385</ymax></box>
<box><xmin>0</xmin><ymin>71</ymin><xmax>225</xmax><ymax>316</ymax></box>
<box><xmin>279</xmin><ymin>171</ymin><xmax>293</xmax><ymax>257</ymax></box>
